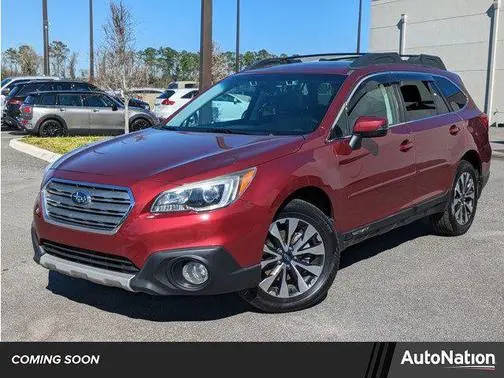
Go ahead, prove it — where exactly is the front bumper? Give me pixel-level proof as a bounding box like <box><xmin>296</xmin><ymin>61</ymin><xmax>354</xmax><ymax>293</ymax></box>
<box><xmin>32</xmin><ymin>228</ymin><xmax>261</xmax><ymax>295</ymax></box>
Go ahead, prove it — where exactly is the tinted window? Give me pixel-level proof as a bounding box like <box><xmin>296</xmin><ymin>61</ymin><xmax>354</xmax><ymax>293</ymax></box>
<box><xmin>167</xmin><ymin>83</ymin><xmax>178</xmax><ymax>89</ymax></box>
<box><xmin>347</xmin><ymin>83</ymin><xmax>398</xmax><ymax>134</ymax></box>
<box><xmin>6</xmin><ymin>79</ymin><xmax>29</xmax><ymax>89</ymax></box>
<box><xmin>73</xmin><ymin>82</ymin><xmax>98</xmax><ymax>91</ymax></box>
<box><xmin>39</xmin><ymin>94</ymin><xmax>56</xmax><ymax>106</ymax></box>
<box><xmin>185</xmin><ymin>83</ymin><xmax>197</xmax><ymax>88</ymax></box>
<box><xmin>159</xmin><ymin>90</ymin><xmax>175</xmax><ymax>99</ymax></box>
<box><xmin>181</xmin><ymin>90</ymin><xmax>198</xmax><ymax>99</ymax></box>
<box><xmin>399</xmin><ymin>80</ymin><xmax>437</xmax><ymax>121</ymax></box>
<box><xmin>24</xmin><ymin>95</ymin><xmax>36</xmax><ymax>105</ymax></box>
<box><xmin>435</xmin><ymin>77</ymin><xmax>467</xmax><ymax>111</ymax></box>
<box><xmin>102</xmin><ymin>95</ymin><xmax>118</xmax><ymax>107</ymax></box>
<box><xmin>54</xmin><ymin>82</ymin><xmax>72</xmax><ymax>90</ymax></box>
<box><xmin>18</xmin><ymin>83</ymin><xmax>44</xmax><ymax>96</ymax></box>
<box><xmin>166</xmin><ymin>73</ymin><xmax>346</xmax><ymax>135</ymax></box>
<box><xmin>429</xmin><ymin>82</ymin><xmax>450</xmax><ymax>115</ymax></box>
<box><xmin>83</xmin><ymin>94</ymin><xmax>107</xmax><ymax>107</ymax></box>
<box><xmin>58</xmin><ymin>94</ymin><xmax>82</xmax><ymax>106</ymax></box>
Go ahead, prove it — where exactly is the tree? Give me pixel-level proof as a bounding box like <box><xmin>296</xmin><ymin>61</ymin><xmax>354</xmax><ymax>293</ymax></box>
<box><xmin>211</xmin><ymin>43</ymin><xmax>231</xmax><ymax>84</ymax></box>
<box><xmin>3</xmin><ymin>48</ymin><xmax>20</xmax><ymax>74</ymax></box>
<box><xmin>98</xmin><ymin>0</ymin><xmax>148</xmax><ymax>133</ymax></box>
<box><xmin>49</xmin><ymin>41</ymin><xmax>69</xmax><ymax>77</ymax></box>
<box><xmin>18</xmin><ymin>45</ymin><xmax>40</xmax><ymax>75</ymax></box>
<box><xmin>68</xmin><ymin>52</ymin><xmax>78</xmax><ymax>79</ymax></box>
<box><xmin>176</xmin><ymin>50</ymin><xmax>199</xmax><ymax>81</ymax></box>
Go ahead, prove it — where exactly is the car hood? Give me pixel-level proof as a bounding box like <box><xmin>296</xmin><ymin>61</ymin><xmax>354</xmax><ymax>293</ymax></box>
<box><xmin>54</xmin><ymin>128</ymin><xmax>304</xmax><ymax>183</ymax></box>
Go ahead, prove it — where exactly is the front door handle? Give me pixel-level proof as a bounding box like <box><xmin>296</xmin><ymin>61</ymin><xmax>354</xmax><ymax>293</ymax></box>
<box><xmin>449</xmin><ymin>125</ymin><xmax>460</xmax><ymax>135</ymax></box>
<box><xmin>59</xmin><ymin>108</ymin><xmax>65</xmax><ymax>112</ymax></box>
<box><xmin>400</xmin><ymin>139</ymin><xmax>413</xmax><ymax>152</ymax></box>
<box><xmin>93</xmin><ymin>109</ymin><xmax>99</xmax><ymax>112</ymax></box>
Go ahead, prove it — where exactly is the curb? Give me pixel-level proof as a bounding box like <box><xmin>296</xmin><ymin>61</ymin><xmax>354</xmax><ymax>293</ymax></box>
<box><xmin>9</xmin><ymin>138</ymin><xmax>62</xmax><ymax>163</ymax></box>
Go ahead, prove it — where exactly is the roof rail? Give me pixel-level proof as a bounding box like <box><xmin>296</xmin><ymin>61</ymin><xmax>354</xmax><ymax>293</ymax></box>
<box><xmin>246</xmin><ymin>52</ymin><xmax>447</xmax><ymax>71</ymax></box>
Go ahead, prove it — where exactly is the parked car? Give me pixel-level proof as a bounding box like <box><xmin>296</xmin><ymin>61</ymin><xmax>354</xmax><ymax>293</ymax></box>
<box><xmin>114</xmin><ymin>96</ymin><xmax>150</xmax><ymax>110</ymax></box>
<box><xmin>19</xmin><ymin>90</ymin><xmax>158</xmax><ymax>136</ymax></box>
<box><xmin>153</xmin><ymin>88</ymin><xmax>199</xmax><ymax>119</ymax></box>
<box><xmin>1</xmin><ymin>76</ymin><xmax>59</xmax><ymax>127</ymax></box>
<box><xmin>32</xmin><ymin>53</ymin><xmax>491</xmax><ymax>312</ymax></box>
<box><xmin>3</xmin><ymin>80</ymin><xmax>100</xmax><ymax>129</ymax></box>
<box><xmin>1</xmin><ymin>76</ymin><xmax>59</xmax><ymax>108</ymax></box>
<box><xmin>128</xmin><ymin>88</ymin><xmax>164</xmax><ymax>109</ymax></box>
<box><xmin>167</xmin><ymin>81</ymin><xmax>198</xmax><ymax>89</ymax></box>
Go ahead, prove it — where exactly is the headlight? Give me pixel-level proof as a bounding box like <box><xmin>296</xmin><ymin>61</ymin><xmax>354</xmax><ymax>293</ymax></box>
<box><xmin>151</xmin><ymin>168</ymin><xmax>256</xmax><ymax>213</ymax></box>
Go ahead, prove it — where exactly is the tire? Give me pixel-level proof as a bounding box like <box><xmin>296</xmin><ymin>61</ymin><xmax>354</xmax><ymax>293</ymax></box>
<box><xmin>130</xmin><ymin>118</ymin><xmax>151</xmax><ymax>132</ymax></box>
<box><xmin>38</xmin><ymin>119</ymin><xmax>66</xmax><ymax>137</ymax></box>
<box><xmin>239</xmin><ymin>199</ymin><xmax>340</xmax><ymax>313</ymax></box>
<box><xmin>430</xmin><ymin>160</ymin><xmax>478</xmax><ymax>236</ymax></box>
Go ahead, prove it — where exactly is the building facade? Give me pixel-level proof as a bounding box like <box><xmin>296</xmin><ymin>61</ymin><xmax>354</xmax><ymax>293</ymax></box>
<box><xmin>369</xmin><ymin>0</ymin><xmax>503</xmax><ymax>126</ymax></box>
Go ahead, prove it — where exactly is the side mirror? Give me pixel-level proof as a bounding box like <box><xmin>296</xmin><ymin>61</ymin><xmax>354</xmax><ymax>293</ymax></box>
<box><xmin>111</xmin><ymin>104</ymin><xmax>118</xmax><ymax>111</ymax></box>
<box><xmin>349</xmin><ymin>116</ymin><xmax>388</xmax><ymax>150</ymax></box>
<box><xmin>1</xmin><ymin>88</ymin><xmax>10</xmax><ymax>96</ymax></box>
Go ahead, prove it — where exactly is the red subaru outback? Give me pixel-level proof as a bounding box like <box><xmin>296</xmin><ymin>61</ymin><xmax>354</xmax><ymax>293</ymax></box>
<box><xmin>32</xmin><ymin>53</ymin><xmax>491</xmax><ymax>312</ymax></box>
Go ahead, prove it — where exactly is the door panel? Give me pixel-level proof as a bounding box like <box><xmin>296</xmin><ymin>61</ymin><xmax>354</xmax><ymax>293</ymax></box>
<box><xmin>89</xmin><ymin>108</ymin><xmax>123</xmax><ymax>131</ymax></box>
<box><xmin>331</xmin><ymin>74</ymin><xmax>417</xmax><ymax>232</ymax></box>
<box><xmin>57</xmin><ymin>94</ymin><xmax>89</xmax><ymax>133</ymax></box>
<box><xmin>394</xmin><ymin>74</ymin><xmax>458</xmax><ymax>202</ymax></box>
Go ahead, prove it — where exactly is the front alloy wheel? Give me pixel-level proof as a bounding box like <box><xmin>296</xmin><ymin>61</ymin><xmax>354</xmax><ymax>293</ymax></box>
<box><xmin>240</xmin><ymin>199</ymin><xmax>340</xmax><ymax>313</ymax></box>
<box><xmin>260</xmin><ymin>217</ymin><xmax>325</xmax><ymax>298</ymax></box>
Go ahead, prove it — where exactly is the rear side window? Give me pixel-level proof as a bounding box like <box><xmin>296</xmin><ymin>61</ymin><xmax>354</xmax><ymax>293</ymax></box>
<box><xmin>159</xmin><ymin>90</ymin><xmax>175</xmax><ymax>99</ymax></box>
<box><xmin>58</xmin><ymin>94</ymin><xmax>82</xmax><ymax>106</ymax></box>
<box><xmin>24</xmin><ymin>95</ymin><xmax>36</xmax><ymax>105</ymax></box>
<box><xmin>435</xmin><ymin>77</ymin><xmax>467</xmax><ymax>111</ymax></box>
<box><xmin>39</xmin><ymin>94</ymin><xmax>56</xmax><ymax>106</ymax></box>
<box><xmin>398</xmin><ymin>80</ymin><xmax>437</xmax><ymax>121</ymax></box>
<box><xmin>54</xmin><ymin>82</ymin><xmax>72</xmax><ymax>91</ymax></box>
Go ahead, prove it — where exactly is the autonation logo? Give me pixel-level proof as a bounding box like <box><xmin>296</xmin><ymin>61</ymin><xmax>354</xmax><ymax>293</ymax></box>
<box><xmin>401</xmin><ymin>349</ymin><xmax>496</xmax><ymax>371</ymax></box>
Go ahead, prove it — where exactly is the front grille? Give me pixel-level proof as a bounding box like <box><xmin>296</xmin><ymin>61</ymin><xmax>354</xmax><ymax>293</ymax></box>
<box><xmin>42</xmin><ymin>179</ymin><xmax>133</xmax><ymax>233</ymax></box>
<box><xmin>41</xmin><ymin>240</ymin><xmax>139</xmax><ymax>274</ymax></box>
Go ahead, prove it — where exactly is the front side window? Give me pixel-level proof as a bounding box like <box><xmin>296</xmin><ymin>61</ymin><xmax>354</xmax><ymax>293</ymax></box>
<box><xmin>347</xmin><ymin>83</ymin><xmax>398</xmax><ymax>132</ymax></box>
<box><xmin>435</xmin><ymin>77</ymin><xmax>467</xmax><ymax>111</ymax></box>
<box><xmin>399</xmin><ymin>80</ymin><xmax>437</xmax><ymax>121</ymax></box>
<box><xmin>165</xmin><ymin>73</ymin><xmax>346</xmax><ymax>135</ymax></box>
<box><xmin>58</xmin><ymin>94</ymin><xmax>82</xmax><ymax>107</ymax></box>
<box><xmin>83</xmin><ymin>94</ymin><xmax>107</xmax><ymax>107</ymax></box>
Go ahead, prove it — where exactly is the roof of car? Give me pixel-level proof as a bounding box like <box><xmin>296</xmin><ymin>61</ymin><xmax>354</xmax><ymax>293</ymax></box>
<box><xmin>243</xmin><ymin>61</ymin><xmax>354</xmax><ymax>75</ymax></box>
<box><xmin>27</xmin><ymin>90</ymin><xmax>105</xmax><ymax>95</ymax></box>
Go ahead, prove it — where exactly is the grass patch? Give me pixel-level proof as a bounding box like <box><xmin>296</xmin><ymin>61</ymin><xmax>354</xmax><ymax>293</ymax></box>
<box><xmin>21</xmin><ymin>136</ymin><xmax>107</xmax><ymax>155</ymax></box>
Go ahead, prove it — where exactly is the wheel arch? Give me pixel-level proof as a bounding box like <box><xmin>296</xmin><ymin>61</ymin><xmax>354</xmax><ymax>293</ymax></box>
<box><xmin>461</xmin><ymin>149</ymin><xmax>482</xmax><ymax>177</ymax></box>
<box><xmin>275</xmin><ymin>185</ymin><xmax>333</xmax><ymax>219</ymax></box>
<box><xmin>35</xmin><ymin>114</ymin><xmax>68</xmax><ymax>134</ymax></box>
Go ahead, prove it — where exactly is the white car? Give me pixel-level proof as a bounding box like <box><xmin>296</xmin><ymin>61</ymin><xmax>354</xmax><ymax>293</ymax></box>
<box><xmin>153</xmin><ymin>88</ymin><xmax>199</xmax><ymax>120</ymax></box>
<box><xmin>1</xmin><ymin>76</ymin><xmax>58</xmax><ymax>109</ymax></box>
<box><xmin>212</xmin><ymin>93</ymin><xmax>251</xmax><ymax>122</ymax></box>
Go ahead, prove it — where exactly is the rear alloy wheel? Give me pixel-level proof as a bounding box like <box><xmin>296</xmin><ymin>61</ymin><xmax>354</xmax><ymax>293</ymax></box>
<box><xmin>39</xmin><ymin>120</ymin><xmax>66</xmax><ymax>137</ymax></box>
<box><xmin>130</xmin><ymin>118</ymin><xmax>151</xmax><ymax>132</ymax></box>
<box><xmin>430</xmin><ymin>160</ymin><xmax>478</xmax><ymax>236</ymax></box>
<box><xmin>240</xmin><ymin>199</ymin><xmax>340</xmax><ymax>312</ymax></box>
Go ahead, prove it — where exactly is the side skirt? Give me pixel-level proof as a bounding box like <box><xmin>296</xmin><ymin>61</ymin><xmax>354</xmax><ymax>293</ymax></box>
<box><xmin>340</xmin><ymin>193</ymin><xmax>449</xmax><ymax>250</ymax></box>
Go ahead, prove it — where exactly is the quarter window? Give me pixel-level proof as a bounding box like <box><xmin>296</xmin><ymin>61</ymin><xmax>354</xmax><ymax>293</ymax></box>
<box><xmin>398</xmin><ymin>80</ymin><xmax>437</xmax><ymax>121</ymax></box>
<box><xmin>435</xmin><ymin>77</ymin><xmax>467</xmax><ymax>111</ymax></box>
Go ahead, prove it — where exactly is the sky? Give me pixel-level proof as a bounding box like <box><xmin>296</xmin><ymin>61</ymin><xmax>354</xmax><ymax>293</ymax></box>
<box><xmin>1</xmin><ymin>0</ymin><xmax>371</xmax><ymax>72</ymax></box>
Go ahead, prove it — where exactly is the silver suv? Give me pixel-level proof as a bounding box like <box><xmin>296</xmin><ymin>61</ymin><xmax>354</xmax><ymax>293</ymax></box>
<box><xmin>19</xmin><ymin>91</ymin><xmax>158</xmax><ymax>136</ymax></box>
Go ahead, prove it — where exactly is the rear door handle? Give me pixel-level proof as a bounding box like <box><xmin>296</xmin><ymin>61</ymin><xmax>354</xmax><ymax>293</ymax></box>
<box><xmin>450</xmin><ymin>125</ymin><xmax>460</xmax><ymax>135</ymax></box>
<box><xmin>400</xmin><ymin>139</ymin><xmax>413</xmax><ymax>152</ymax></box>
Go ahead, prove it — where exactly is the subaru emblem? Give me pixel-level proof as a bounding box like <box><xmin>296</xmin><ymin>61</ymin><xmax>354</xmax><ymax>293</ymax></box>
<box><xmin>71</xmin><ymin>190</ymin><xmax>91</xmax><ymax>206</ymax></box>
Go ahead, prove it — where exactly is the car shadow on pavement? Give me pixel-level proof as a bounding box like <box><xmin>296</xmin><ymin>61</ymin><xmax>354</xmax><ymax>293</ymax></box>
<box><xmin>46</xmin><ymin>219</ymin><xmax>433</xmax><ymax>321</ymax></box>
<box><xmin>340</xmin><ymin>219</ymin><xmax>432</xmax><ymax>269</ymax></box>
<box><xmin>46</xmin><ymin>270</ymin><xmax>253</xmax><ymax>321</ymax></box>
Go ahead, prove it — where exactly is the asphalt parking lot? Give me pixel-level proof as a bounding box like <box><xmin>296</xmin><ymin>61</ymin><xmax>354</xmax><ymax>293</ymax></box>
<box><xmin>1</xmin><ymin>128</ymin><xmax>503</xmax><ymax>341</ymax></box>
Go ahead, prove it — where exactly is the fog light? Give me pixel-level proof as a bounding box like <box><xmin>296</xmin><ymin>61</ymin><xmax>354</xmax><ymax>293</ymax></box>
<box><xmin>182</xmin><ymin>261</ymin><xmax>208</xmax><ymax>285</ymax></box>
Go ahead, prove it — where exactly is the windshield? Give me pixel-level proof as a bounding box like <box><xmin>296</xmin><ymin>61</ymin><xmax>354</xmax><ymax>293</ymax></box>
<box><xmin>164</xmin><ymin>73</ymin><xmax>346</xmax><ymax>135</ymax></box>
<box><xmin>1</xmin><ymin>78</ymin><xmax>11</xmax><ymax>88</ymax></box>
